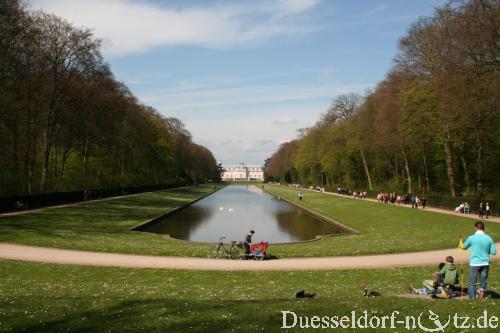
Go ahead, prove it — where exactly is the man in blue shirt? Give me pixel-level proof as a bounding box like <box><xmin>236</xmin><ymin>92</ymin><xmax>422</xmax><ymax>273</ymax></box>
<box><xmin>463</xmin><ymin>221</ymin><xmax>497</xmax><ymax>299</ymax></box>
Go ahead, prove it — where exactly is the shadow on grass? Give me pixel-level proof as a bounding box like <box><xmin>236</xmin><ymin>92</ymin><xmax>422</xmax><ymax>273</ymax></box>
<box><xmin>10</xmin><ymin>297</ymin><xmax>286</xmax><ymax>332</ymax></box>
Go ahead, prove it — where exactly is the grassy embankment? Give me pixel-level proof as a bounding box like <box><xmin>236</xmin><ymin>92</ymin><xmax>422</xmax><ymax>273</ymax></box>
<box><xmin>263</xmin><ymin>184</ymin><xmax>500</xmax><ymax>257</ymax></box>
<box><xmin>0</xmin><ymin>185</ymin><xmax>217</xmax><ymax>257</ymax></box>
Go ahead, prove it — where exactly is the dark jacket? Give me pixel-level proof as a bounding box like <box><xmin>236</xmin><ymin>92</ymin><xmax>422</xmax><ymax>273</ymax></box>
<box><xmin>244</xmin><ymin>233</ymin><xmax>253</xmax><ymax>244</ymax></box>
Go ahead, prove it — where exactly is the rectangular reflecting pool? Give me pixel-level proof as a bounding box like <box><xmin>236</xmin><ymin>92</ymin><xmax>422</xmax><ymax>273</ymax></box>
<box><xmin>140</xmin><ymin>185</ymin><xmax>350</xmax><ymax>243</ymax></box>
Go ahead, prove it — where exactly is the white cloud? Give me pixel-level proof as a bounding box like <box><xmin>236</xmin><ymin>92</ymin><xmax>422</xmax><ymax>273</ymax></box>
<box><xmin>273</xmin><ymin>0</ymin><xmax>320</xmax><ymax>13</ymax></box>
<box><xmin>361</xmin><ymin>4</ymin><xmax>387</xmax><ymax>17</ymax></box>
<box><xmin>159</xmin><ymin>80</ymin><xmax>372</xmax><ymax>164</ymax></box>
<box><xmin>273</xmin><ymin>117</ymin><xmax>298</xmax><ymax>125</ymax></box>
<box><xmin>199</xmin><ymin>138</ymin><xmax>280</xmax><ymax>165</ymax></box>
<box><xmin>318</xmin><ymin>66</ymin><xmax>337</xmax><ymax>75</ymax></box>
<box><xmin>139</xmin><ymin>82</ymin><xmax>370</xmax><ymax>115</ymax></box>
<box><xmin>30</xmin><ymin>0</ymin><xmax>321</xmax><ymax>57</ymax></box>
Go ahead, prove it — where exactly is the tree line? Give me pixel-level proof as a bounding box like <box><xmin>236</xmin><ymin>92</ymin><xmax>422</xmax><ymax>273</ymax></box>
<box><xmin>0</xmin><ymin>0</ymin><xmax>220</xmax><ymax>197</ymax></box>
<box><xmin>265</xmin><ymin>0</ymin><xmax>500</xmax><ymax>198</ymax></box>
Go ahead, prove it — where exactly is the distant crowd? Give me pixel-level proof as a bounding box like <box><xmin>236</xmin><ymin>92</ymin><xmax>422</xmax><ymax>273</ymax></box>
<box><xmin>280</xmin><ymin>183</ymin><xmax>495</xmax><ymax>217</ymax></box>
<box><xmin>375</xmin><ymin>192</ymin><xmax>427</xmax><ymax>209</ymax></box>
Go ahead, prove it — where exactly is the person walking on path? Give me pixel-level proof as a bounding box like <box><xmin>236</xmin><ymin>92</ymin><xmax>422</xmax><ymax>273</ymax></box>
<box><xmin>485</xmin><ymin>203</ymin><xmax>490</xmax><ymax>219</ymax></box>
<box><xmin>462</xmin><ymin>221</ymin><xmax>497</xmax><ymax>299</ymax></box>
<box><xmin>479</xmin><ymin>202</ymin><xmax>484</xmax><ymax>219</ymax></box>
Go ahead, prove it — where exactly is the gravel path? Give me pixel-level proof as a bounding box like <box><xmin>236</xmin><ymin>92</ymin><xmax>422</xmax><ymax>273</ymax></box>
<box><xmin>1</xmin><ymin>243</ymin><xmax>497</xmax><ymax>271</ymax></box>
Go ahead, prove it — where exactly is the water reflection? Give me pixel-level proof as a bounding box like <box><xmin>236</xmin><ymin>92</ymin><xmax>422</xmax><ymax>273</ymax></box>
<box><xmin>274</xmin><ymin>211</ymin><xmax>345</xmax><ymax>241</ymax></box>
<box><xmin>142</xmin><ymin>185</ymin><xmax>347</xmax><ymax>243</ymax></box>
<box><xmin>145</xmin><ymin>205</ymin><xmax>213</xmax><ymax>240</ymax></box>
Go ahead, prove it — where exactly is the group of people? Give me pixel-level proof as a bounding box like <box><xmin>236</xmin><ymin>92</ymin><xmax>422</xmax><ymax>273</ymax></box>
<box><xmin>311</xmin><ymin>185</ymin><xmax>325</xmax><ymax>192</ymax></box>
<box><xmin>336</xmin><ymin>187</ymin><xmax>368</xmax><ymax>199</ymax></box>
<box><xmin>352</xmin><ymin>191</ymin><xmax>368</xmax><ymax>199</ymax></box>
<box><xmin>337</xmin><ymin>187</ymin><xmax>358</xmax><ymax>196</ymax></box>
<box><xmin>454</xmin><ymin>201</ymin><xmax>471</xmax><ymax>213</ymax></box>
<box><xmin>479</xmin><ymin>202</ymin><xmax>491</xmax><ymax>219</ymax></box>
<box><xmin>412</xmin><ymin>221</ymin><xmax>496</xmax><ymax>299</ymax></box>
<box><xmin>454</xmin><ymin>201</ymin><xmax>492</xmax><ymax>218</ymax></box>
<box><xmin>376</xmin><ymin>192</ymin><xmax>427</xmax><ymax>209</ymax></box>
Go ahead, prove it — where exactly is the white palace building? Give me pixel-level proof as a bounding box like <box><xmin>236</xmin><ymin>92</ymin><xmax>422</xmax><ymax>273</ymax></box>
<box><xmin>221</xmin><ymin>163</ymin><xmax>264</xmax><ymax>181</ymax></box>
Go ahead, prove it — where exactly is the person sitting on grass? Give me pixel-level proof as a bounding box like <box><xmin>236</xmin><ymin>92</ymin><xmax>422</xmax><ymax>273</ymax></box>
<box><xmin>411</xmin><ymin>256</ymin><xmax>458</xmax><ymax>297</ymax></box>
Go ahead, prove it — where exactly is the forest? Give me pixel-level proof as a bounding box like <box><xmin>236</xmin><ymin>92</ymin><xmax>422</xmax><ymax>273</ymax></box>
<box><xmin>265</xmin><ymin>0</ymin><xmax>500</xmax><ymax>199</ymax></box>
<box><xmin>0</xmin><ymin>0</ymin><xmax>220</xmax><ymax>197</ymax></box>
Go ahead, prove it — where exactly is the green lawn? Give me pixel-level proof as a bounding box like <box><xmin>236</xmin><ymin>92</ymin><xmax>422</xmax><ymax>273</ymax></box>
<box><xmin>1</xmin><ymin>186</ymin><xmax>499</xmax><ymax>332</ymax></box>
<box><xmin>0</xmin><ymin>186</ymin><xmax>217</xmax><ymax>257</ymax></box>
<box><xmin>0</xmin><ymin>184</ymin><xmax>499</xmax><ymax>258</ymax></box>
<box><xmin>1</xmin><ymin>260</ymin><xmax>499</xmax><ymax>332</ymax></box>
<box><xmin>265</xmin><ymin>185</ymin><xmax>500</xmax><ymax>257</ymax></box>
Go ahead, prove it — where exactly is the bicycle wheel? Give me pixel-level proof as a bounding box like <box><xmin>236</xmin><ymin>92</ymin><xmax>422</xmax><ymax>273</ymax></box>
<box><xmin>229</xmin><ymin>246</ymin><xmax>241</xmax><ymax>259</ymax></box>
<box><xmin>254</xmin><ymin>253</ymin><xmax>265</xmax><ymax>261</ymax></box>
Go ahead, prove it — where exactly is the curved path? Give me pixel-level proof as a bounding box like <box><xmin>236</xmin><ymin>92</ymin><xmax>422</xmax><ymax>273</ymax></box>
<box><xmin>1</xmin><ymin>243</ymin><xmax>498</xmax><ymax>271</ymax></box>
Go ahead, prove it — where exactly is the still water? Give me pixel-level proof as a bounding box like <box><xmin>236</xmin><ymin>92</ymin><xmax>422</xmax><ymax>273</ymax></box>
<box><xmin>143</xmin><ymin>185</ymin><xmax>347</xmax><ymax>243</ymax></box>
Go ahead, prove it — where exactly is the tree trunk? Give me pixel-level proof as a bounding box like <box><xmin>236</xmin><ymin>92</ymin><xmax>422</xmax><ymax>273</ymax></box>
<box><xmin>55</xmin><ymin>146</ymin><xmax>71</xmax><ymax>191</ymax></box>
<box><xmin>444</xmin><ymin>129</ymin><xmax>457</xmax><ymax>197</ymax></box>
<box><xmin>359</xmin><ymin>147</ymin><xmax>373</xmax><ymax>190</ymax></box>
<box><xmin>27</xmin><ymin>167</ymin><xmax>33</xmax><ymax>195</ymax></box>
<box><xmin>40</xmin><ymin>90</ymin><xmax>59</xmax><ymax>192</ymax></box>
<box><xmin>394</xmin><ymin>154</ymin><xmax>399</xmax><ymax>178</ymax></box>
<box><xmin>25</xmin><ymin>130</ymin><xmax>37</xmax><ymax>196</ymax></box>
<box><xmin>422</xmin><ymin>150</ymin><xmax>430</xmax><ymax>193</ymax></box>
<box><xmin>40</xmin><ymin>124</ymin><xmax>52</xmax><ymax>193</ymax></box>
<box><xmin>401</xmin><ymin>145</ymin><xmax>412</xmax><ymax>194</ymax></box>
<box><xmin>82</xmin><ymin>134</ymin><xmax>90</xmax><ymax>181</ymax></box>
<box><xmin>476</xmin><ymin>135</ymin><xmax>483</xmax><ymax>194</ymax></box>
<box><xmin>460</xmin><ymin>149</ymin><xmax>470</xmax><ymax>192</ymax></box>
<box><xmin>417</xmin><ymin>168</ymin><xmax>422</xmax><ymax>192</ymax></box>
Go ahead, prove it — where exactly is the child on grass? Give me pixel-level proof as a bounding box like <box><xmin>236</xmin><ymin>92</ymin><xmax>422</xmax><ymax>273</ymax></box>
<box><xmin>411</xmin><ymin>256</ymin><xmax>458</xmax><ymax>296</ymax></box>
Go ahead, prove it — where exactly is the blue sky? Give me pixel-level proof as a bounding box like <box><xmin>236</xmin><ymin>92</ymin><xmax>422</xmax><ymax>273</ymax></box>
<box><xmin>31</xmin><ymin>0</ymin><xmax>445</xmax><ymax>165</ymax></box>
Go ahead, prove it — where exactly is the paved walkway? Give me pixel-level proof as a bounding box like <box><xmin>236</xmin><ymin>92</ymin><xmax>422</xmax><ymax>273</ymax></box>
<box><xmin>0</xmin><ymin>243</ymin><xmax>498</xmax><ymax>271</ymax></box>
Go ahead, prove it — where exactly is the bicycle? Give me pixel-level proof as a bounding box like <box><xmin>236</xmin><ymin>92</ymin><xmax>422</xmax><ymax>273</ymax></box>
<box><xmin>210</xmin><ymin>237</ymin><xmax>242</xmax><ymax>259</ymax></box>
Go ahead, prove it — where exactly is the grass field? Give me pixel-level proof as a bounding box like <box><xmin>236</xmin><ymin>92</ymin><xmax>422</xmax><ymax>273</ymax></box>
<box><xmin>1</xmin><ymin>185</ymin><xmax>499</xmax><ymax>332</ymax></box>
<box><xmin>1</xmin><ymin>184</ymin><xmax>499</xmax><ymax>258</ymax></box>
<box><xmin>1</xmin><ymin>260</ymin><xmax>499</xmax><ymax>332</ymax></box>
<box><xmin>265</xmin><ymin>185</ymin><xmax>500</xmax><ymax>257</ymax></box>
<box><xmin>0</xmin><ymin>186</ymin><xmax>217</xmax><ymax>257</ymax></box>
